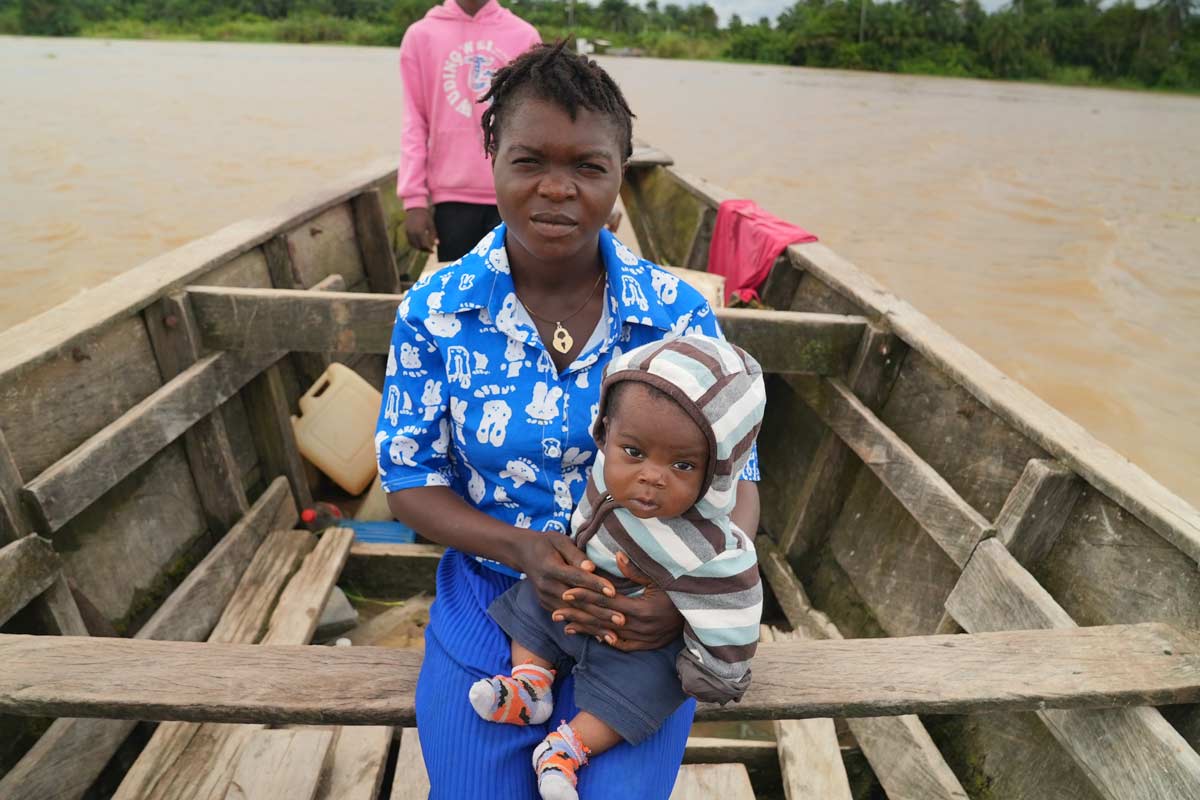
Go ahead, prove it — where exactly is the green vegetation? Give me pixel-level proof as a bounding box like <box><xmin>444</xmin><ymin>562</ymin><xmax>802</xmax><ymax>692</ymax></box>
<box><xmin>2</xmin><ymin>0</ymin><xmax>1197</xmax><ymax>91</ymax></box>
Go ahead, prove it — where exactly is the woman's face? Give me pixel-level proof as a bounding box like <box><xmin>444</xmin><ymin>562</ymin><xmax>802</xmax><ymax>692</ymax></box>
<box><xmin>601</xmin><ymin>383</ymin><xmax>708</xmax><ymax>520</ymax></box>
<box><xmin>492</xmin><ymin>94</ymin><xmax>624</xmax><ymax>266</ymax></box>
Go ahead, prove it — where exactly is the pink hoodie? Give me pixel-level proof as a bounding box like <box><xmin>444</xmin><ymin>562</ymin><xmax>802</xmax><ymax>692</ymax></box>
<box><xmin>398</xmin><ymin>0</ymin><xmax>541</xmax><ymax>210</ymax></box>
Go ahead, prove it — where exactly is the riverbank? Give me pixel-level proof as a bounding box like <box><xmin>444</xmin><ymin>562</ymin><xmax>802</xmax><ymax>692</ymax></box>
<box><xmin>4</xmin><ymin>4</ymin><xmax>1198</xmax><ymax>95</ymax></box>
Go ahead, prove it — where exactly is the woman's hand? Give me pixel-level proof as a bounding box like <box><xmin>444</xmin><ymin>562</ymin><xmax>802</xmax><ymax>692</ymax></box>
<box><xmin>554</xmin><ymin>552</ymin><xmax>684</xmax><ymax>652</ymax></box>
<box><xmin>514</xmin><ymin>532</ymin><xmax>616</xmax><ymax>616</ymax></box>
<box><xmin>404</xmin><ymin>207</ymin><xmax>438</xmax><ymax>252</ymax></box>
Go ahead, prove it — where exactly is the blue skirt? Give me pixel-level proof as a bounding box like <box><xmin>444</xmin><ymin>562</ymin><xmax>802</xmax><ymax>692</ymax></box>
<box><xmin>415</xmin><ymin>549</ymin><xmax>697</xmax><ymax>799</ymax></box>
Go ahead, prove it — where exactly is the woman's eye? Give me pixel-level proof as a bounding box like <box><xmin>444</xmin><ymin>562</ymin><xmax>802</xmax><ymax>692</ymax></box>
<box><xmin>622</xmin><ymin>446</ymin><xmax>643</xmax><ymax>458</ymax></box>
<box><xmin>673</xmin><ymin>462</ymin><xmax>696</xmax><ymax>472</ymax></box>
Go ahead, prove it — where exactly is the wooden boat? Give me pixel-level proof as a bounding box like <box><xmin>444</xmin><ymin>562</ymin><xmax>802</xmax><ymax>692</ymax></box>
<box><xmin>2</xmin><ymin>146</ymin><xmax>1199</xmax><ymax>800</ymax></box>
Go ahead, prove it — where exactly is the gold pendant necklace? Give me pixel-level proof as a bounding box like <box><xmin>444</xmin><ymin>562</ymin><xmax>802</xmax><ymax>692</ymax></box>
<box><xmin>519</xmin><ymin>270</ymin><xmax>606</xmax><ymax>355</ymax></box>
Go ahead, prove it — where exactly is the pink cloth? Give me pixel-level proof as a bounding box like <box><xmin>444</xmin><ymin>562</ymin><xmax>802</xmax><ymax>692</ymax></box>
<box><xmin>707</xmin><ymin>199</ymin><xmax>818</xmax><ymax>304</ymax></box>
<box><xmin>397</xmin><ymin>0</ymin><xmax>541</xmax><ymax>209</ymax></box>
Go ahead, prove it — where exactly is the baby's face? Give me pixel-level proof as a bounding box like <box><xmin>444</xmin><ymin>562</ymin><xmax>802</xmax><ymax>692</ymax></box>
<box><xmin>601</xmin><ymin>383</ymin><xmax>708</xmax><ymax>519</ymax></box>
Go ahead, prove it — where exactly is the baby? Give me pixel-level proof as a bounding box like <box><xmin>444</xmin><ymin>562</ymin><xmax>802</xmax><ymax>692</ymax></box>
<box><xmin>468</xmin><ymin>335</ymin><xmax>766</xmax><ymax>800</ymax></box>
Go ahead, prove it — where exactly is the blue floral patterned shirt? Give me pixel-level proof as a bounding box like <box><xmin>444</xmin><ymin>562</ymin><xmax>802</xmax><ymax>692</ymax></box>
<box><xmin>375</xmin><ymin>224</ymin><xmax>758</xmax><ymax>576</ymax></box>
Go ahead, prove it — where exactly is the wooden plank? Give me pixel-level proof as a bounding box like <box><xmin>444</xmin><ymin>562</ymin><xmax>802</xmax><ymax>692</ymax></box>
<box><xmin>0</xmin><ymin>534</ymin><xmax>61</xmax><ymax>626</ymax></box>
<box><xmin>223</xmin><ymin>728</ymin><xmax>335</xmax><ymax>800</ymax></box>
<box><xmin>186</xmin><ymin>286</ymin><xmax>867</xmax><ymax>375</ymax></box>
<box><xmin>763</xmin><ymin>626</ymin><xmax>853</xmax><ymax>800</ymax></box>
<box><xmin>995</xmin><ymin>459</ymin><xmax>1083</xmax><ymax>569</ymax></box>
<box><xmin>264</xmin><ymin>234</ymin><xmax>298</xmax><ymax>289</ymax></box>
<box><xmin>787</xmin><ymin>374</ymin><xmax>992</xmax><ymax>567</ymax></box>
<box><xmin>0</xmin><ymin>479</ymin><xmax>295</xmax><ymax>800</ymax></box>
<box><xmin>22</xmin><ymin>347</ymin><xmax>281</xmax><ymax>534</ymax></box>
<box><xmin>0</xmin><ymin>158</ymin><xmax>395</xmax><ymax>389</ymax></box>
<box><xmin>947</xmin><ymin>538</ymin><xmax>1200</xmax><ymax>800</ymax></box>
<box><xmin>669</xmin><ymin>763</ymin><xmax>755</xmax><ymax>799</ymax></box>
<box><xmin>3</xmin><ymin>623</ymin><xmax>1198</xmax><ymax>726</ymax></box>
<box><xmin>313</xmin><ymin>725</ymin><xmax>394</xmax><ymax>800</ymax></box>
<box><xmin>262</xmin><ymin>527</ymin><xmax>354</xmax><ymax>645</ymax></box>
<box><xmin>138</xmin><ymin>476</ymin><xmax>296</xmax><ymax>642</ymax></box>
<box><xmin>286</xmin><ymin>203</ymin><xmax>367</xmax><ymax>290</ymax></box>
<box><xmin>340</xmin><ymin>541</ymin><xmax>442</xmax><ymax>600</ymax></box>
<box><xmin>786</xmin><ymin>239</ymin><xmax>1200</xmax><ymax>564</ymax></box>
<box><xmin>777</xmin><ymin>324</ymin><xmax>907</xmax><ymax>558</ymax></box>
<box><xmin>758</xmin><ymin>535</ymin><xmax>969</xmax><ymax>800</ymax></box>
<box><xmin>34</xmin><ymin>575</ymin><xmax>89</xmax><ymax>637</ymax></box>
<box><xmin>244</xmin><ymin>364</ymin><xmax>314</xmax><ymax>511</ymax></box>
<box><xmin>684</xmin><ymin>736</ymin><xmax>779</xmax><ymax>770</ymax></box>
<box><xmin>145</xmin><ymin>291</ymin><xmax>250</xmax><ymax>533</ymax></box>
<box><xmin>626</xmin><ymin>143</ymin><xmax>674</xmax><ymax>168</ymax></box>
<box><xmin>390</xmin><ymin>728</ymin><xmax>430</xmax><ymax>800</ymax></box>
<box><xmin>352</xmin><ymin>188</ymin><xmax>401</xmax><ymax>294</ymax></box>
<box><xmin>116</xmin><ymin>528</ymin><xmax>316</xmax><ymax>800</ymax></box>
<box><xmin>293</xmin><ymin>273</ymin><xmax>348</xmax><ymax>388</ymax></box>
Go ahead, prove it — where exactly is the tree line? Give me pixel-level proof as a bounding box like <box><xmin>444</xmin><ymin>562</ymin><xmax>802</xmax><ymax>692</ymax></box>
<box><xmin>4</xmin><ymin>0</ymin><xmax>1198</xmax><ymax>90</ymax></box>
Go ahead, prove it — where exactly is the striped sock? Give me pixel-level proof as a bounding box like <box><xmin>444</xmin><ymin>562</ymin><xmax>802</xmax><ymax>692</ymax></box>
<box><xmin>469</xmin><ymin>663</ymin><xmax>555</xmax><ymax>726</ymax></box>
<box><xmin>533</xmin><ymin>721</ymin><xmax>590</xmax><ymax>800</ymax></box>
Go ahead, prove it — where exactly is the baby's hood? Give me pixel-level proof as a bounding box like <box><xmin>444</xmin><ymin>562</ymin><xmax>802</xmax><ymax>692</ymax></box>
<box><xmin>592</xmin><ymin>336</ymin><xmax>765</xmax><ymax>522</ymax></box>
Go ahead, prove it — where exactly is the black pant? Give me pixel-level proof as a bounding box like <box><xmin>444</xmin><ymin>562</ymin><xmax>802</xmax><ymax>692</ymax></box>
<box><xmin>433</xmin><ymin>202</ymin><xmax>503</xmax><ymax>262</ymax></box>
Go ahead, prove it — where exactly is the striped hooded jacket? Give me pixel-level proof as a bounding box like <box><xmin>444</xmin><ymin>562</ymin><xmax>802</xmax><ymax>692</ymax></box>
<box><xmin>571</xmin><ymin>336</ymin><xmax>766</xmax><ymax>704</ymax></box>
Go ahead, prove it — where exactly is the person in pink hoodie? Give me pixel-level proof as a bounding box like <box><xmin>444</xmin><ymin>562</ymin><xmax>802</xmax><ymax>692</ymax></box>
<box><xmin>398</xmin><ymin>0</ymin><xmax>541</xmax><ymax>262</ymax></box>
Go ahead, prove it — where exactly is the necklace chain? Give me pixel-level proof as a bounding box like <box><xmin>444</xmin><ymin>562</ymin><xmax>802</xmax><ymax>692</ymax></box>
<box><xmin>517</xmin><ymin>270</ymin><xmax>606</xmax><ymax>355</ymax></box>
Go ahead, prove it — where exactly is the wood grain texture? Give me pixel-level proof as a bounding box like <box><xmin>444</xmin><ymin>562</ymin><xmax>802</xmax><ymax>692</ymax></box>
<box><xmin>0</xmin><ymin>314</ymin><xmax>165</xmax><ymax>481</ymax></box>
<box><xmin>390</xmin><ymin>728</ymin><xmax>430</xmax><ymax>800</ymax></box>
<box><xmin>787</xmin><ymin>374</ymin><xmax>992</xmax><ymax>567</ymax></box>
<box><xmin>22</xmin><ymin>347</ymin><xmax>280</xmax><ymax>534</ymax></box>
<box><xmin>763</xmin><ymin>627</ymin><xmax>853</xmax><ymax>800</ymax></box>
<box><xmin>786</xmin><ymin>238</ymin><xmax>1200</xmax><ymax>564</ymax></box>
<box><xmin>948</xmin><ymin>539</ymin><xmax>1200</xmax><ymax>800</ymax></box>
<box><xmin>758</xmin><ymin>536</ymin><xmax>968</xmax><ymax>800</ymax></box>
<box><xmin>291</xmin><ymin>273</ymin><xmax>348</xmax><ymax>388</ymax></box>
<box><xmin>186</xmin><ymin>285</ymin><xmax>868</xmax><ymax>376</ymax></box>
<box><xmin>669</xmin><ymin>763</ymin><xmax>755</xmax><ymax>799</ymax></box>
<box><xmin>223</xmin><ymin>728</ymin><xmax>334</xmax><ymax>800</ymax></box>
<box><xmin>3</xmin><ymin>624</ymin><xmax>1198</xmax><ymax>726</ymax></box>
<box><xmin>0</xmin><ymin>535</ymin><xmax>61</xmax><ymax>627</ymax></box>
<box><xmin>995</xmin><ymin>459</ymin><xmax>1083</xmax><ymax>569</ymax></box>
<box><xmin>208</xmin><ymin>529</ymin><xmax>315</xmax><ymax>645</ymax></box>
<box><xmin>312</xmin><ymin>725</ymin><xmax>393</xmax><ymax>800</ymax></box>
<box><xmin>244</xmin><ymin>364</ymin><xmax>313</xmax><ymax>511</ymax></box>
<box><xmin>351</xmin><ymin>189</ymin><xmax>401</xmax><ymax>295</ymax></box>
<box><xmin>261</xmin><ymin>527</ymin><xmax>353</xmax><ymax>645</ymax></box>
<box><xmin>341</xmin><ymin>542</ymin><xmax>444</xmax><ymax>601</ymax></box>
<box><xmin>285</xmin><ymin>203</ymin><xmax>366</xmax><ymax>290</ymax></box>
<box><xmin>776</xmin><ymin>324</ymin><xmax>908</xmax><ymax>558</ymax></box>
<box><xmin>145</xmin><ymin>291</ymin><xmax>250</xmax><ymax>533</ymax></box>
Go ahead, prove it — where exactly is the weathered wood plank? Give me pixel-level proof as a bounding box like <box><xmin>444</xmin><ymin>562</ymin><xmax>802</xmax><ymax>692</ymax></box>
<box><xmin>352</xmin><ymin>189</ymin><xmax>401</xmax><ymax>295</ymax></box>
<box><xmin>223</xmin><ymin>728</ymin><xmax>334</xmax><ymax>800</ymax></box>
<box><xmin>22</xmin><ymin>348</ymin><xmax>280</xmax><ymax>534</ymax></box>
<box><xmin>0</xmin><ymin>480</ymin><xmax>295</xmax><ymax>800</ymax></box>
<box><xmin>995</xmin><ymin>459</ymin><xmax>1083</xmax><ymax>569</ymax></box>
<box><xmin>684</xmin><ymin>736</ymin><xmax>779</xmax><ymax>770</ymax></box>
<box><xmin>244</xmin><ymin>364</ymin><xmax>313</xmax><ymax>511</ymax></box>
<box><xmin>758</xmin><ymin>535</ymin><xmax>969</xmax><ymax>800</ymax></box>
<box><xmin>3</xmin><ymin>624</ymin><xmax>1198</xmax><ymax>726</ymax></box>
<box><xmin>390</xmin><ymin>728</ymin><xmax>430</xmax><ymax>800</ymax></box>
<box><xmin>947</xmin><ymin>538</ymin><xmax>1200</xmax><ymax>800</ymax></box>
<box><xmin>763</xmin><ymin>626</ymin><xmax>853</xmax><ymax>800</ymax></box>
<box><xmin>291</xmin><ymin>273</ymin><xmax>349</xmax><ymax>388</ymax></box>
<box><xmin>0</xmin><ymin>535</ymin><xmax>61</xmax><ymax>627</ymax></box>
<box><xmin>669</xmin><ymin>763</ymin><xmax>755</xmax><ymax>799</ymax></box>
<box><xmin>341</xmin><ymin>541</ymin><xmax>442</xmax><ymax>600</ymax></box>
<box><xmin>186</xmin><ymin>285</ymin><xmax>867</xmax><ymax>375</ymax></box>
<box><xmin>116</xmin><ymin>529</ymin><xmax>318</xmax><ymax>800</ymax></box>
<box><xmin>286</xmin><ymin>203</ymin><xmax>367</xmax><ymax>290</ymax></box>
<box><xmin>0</xmin><ymin>158</ymin><xmax>395</xmax><ymax>388</ymax></box>
<box><xmin>626</xmin><ymin>144</ymin><xmax>674</xmax><ymax>168</ymax></box>
<box><xmin>787</xmin><ymin>374</ymin><xmax>993</xmax><ymax>567</ymax></box>
<box><xmin>787</xmin><ymin>239</ymin><xmax>1200</xmax><ymax>564</ymax></box>
<box><xmin>262</xmin><ymin>527</ymin><xmax>354</xmax><ymax>645</ymax></box>
<box><xmin>313</xmin><ymin>725</ymin><xmax>394</xmax><ymax>800</ymax></box>
<box><xmin>145</xmin><ymin>291</ymin><xmax>251</xmax><ymax>533</ymax></box>
<box><xmin>776</xmin><ymin>324</ymin><xmax>907</xmax><ymax>558</ymax></box>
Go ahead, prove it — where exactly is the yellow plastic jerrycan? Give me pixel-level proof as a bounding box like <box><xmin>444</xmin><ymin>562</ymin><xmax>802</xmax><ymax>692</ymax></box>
<box><xmin>291</xmin><ymin>363</ymin><xmax>382</xmax><ymax>495</ymax></box>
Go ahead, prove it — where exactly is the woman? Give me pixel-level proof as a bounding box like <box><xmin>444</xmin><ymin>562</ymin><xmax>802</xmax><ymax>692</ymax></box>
<box><xmin>376</xmin><ymin>42</ymin><xmax>759</xmax><ymax>799</ymax></box>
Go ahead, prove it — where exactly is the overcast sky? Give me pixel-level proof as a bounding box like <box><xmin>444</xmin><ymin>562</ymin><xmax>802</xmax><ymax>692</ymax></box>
<box><xmin>697</xmin><ymin>0</ymin><xmax>1012</xmax><ymax>25</ymax></box>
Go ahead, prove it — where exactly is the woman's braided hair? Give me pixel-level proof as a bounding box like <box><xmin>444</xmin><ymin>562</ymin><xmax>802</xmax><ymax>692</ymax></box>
<box><xmin>480</xmin><ymin>40</ymin><xmax>635</xmax><ymax>161</ymax></box>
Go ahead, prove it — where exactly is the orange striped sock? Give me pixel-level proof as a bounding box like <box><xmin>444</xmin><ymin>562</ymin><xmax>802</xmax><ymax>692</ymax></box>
<box><xmin>533</xmin><ymin>721</ymin><xmax>590</xmax><ymax>800</ymax></box>
<box><xmin>469</xmin><ymin>662</ymin><xmax>555</xmax><ymax>726</ymax></box>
